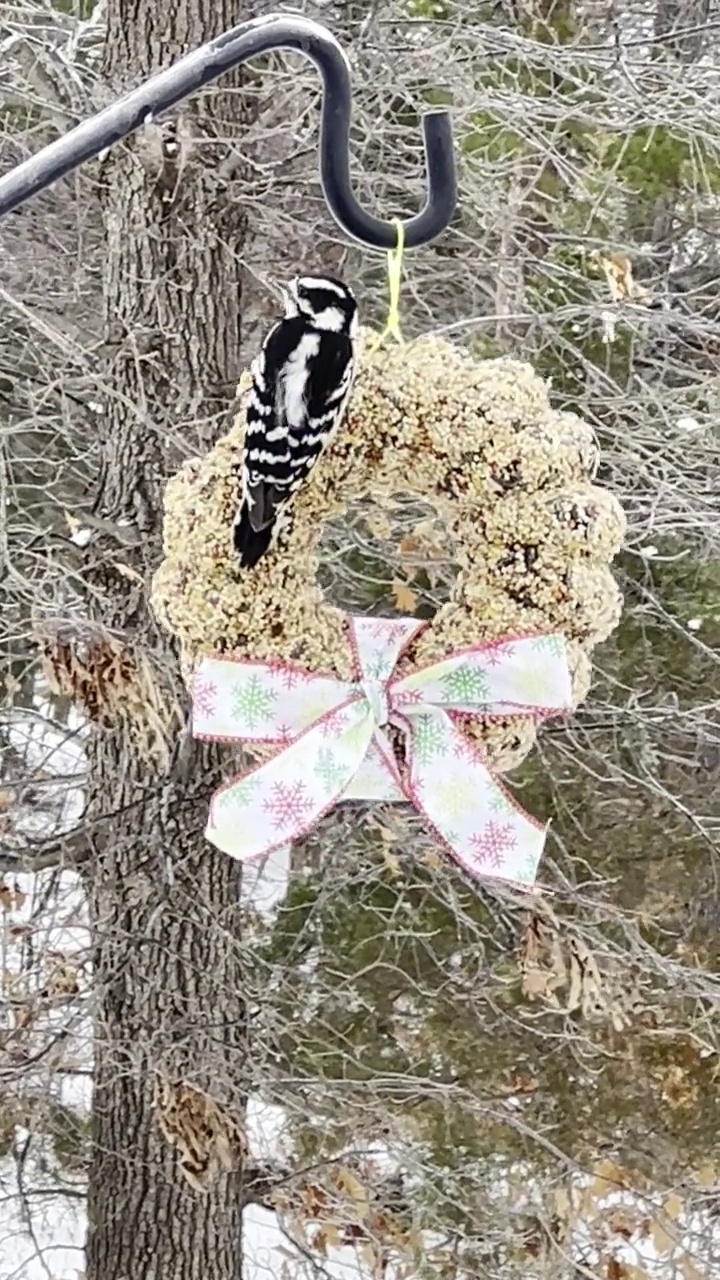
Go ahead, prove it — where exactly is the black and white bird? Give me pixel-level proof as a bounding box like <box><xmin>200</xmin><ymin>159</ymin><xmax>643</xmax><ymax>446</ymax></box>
<box><xmin>233</xmin><ymin>275</ymin><xmax>359</xmax><ymax>570</ymax></box>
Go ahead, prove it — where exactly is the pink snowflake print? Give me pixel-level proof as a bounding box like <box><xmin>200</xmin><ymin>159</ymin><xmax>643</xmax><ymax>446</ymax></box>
<box><xmin>470</xmin><ymin>821</ymin><xmax>517</xmax><ymax>869</ymax></box>
<box><xmin>452</xmin><ymin>731</ymin><xmax>476</xmax><ymax>762</ymax></box>
<box><xmin>390</xmin><ymin>620</ymin><xmax>414</xmax><ymax>642</ymax></box>
<box><xmin>263</xmin><ymin>781</ymin><xmax>314</xmax><ymax>832</ymax></box>
<box><xmin>320</xmin><ymin>707</ymin><xmax>349</xmax><ymax>738</ymax></box>
<box><xmin>281</xmin><ymin>665</ymin><xmax>310</xmax><ymax>690</ymax></box>
<box><xmin>369</xmin><ymin>619</ymin><xmax>412</xmax><ymax>643</ymax></box>
<box><xmin>484</xmin><ymin>642</ymin><xmax>515</xmax><ymax>668</ymax></box>
<box><xmin>393</xmin><ymin>686</ymin><xmax>424</xmax><ymax>708</ymax></box>
<box><xmin>193</xmin><ymin>677</ymin><xmax>217</xmax><ymax>719</ymax></box>
<box><xmin>277</xmin><ymin>724</ymin><xmax>294</xmax><ymax>744</ymax></box>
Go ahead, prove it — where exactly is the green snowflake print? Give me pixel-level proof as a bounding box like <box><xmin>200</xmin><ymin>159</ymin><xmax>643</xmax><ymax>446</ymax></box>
<box><xmin>216</xmin><ymin>774</ymin><xmax>259</xmax><ymax>810</ymax></box>
<box><xmin>440</xmin><ymin>662</ymin><xmax>489</xmax><ymax>706</ymax></box>
<box><xmin>516</xmin><ymin>853</ymin><xmax>539</xmax><ymax>885</ymax></box>
<box><xmin>313</xmin><ymin>747</ymin><xmax>348</xmax><ymax>795</ymax></box>
<box><xmin>434</xmin><ymin>774</ymin><xmax>481</xmax><ymax>822</ymax></box>
<box><xmin>532</xmin><ymin>634</ymin><xmax>565</xmax><ymax>659</ymax></box>
<box><xmin>364</xmin><ymin>649</ymin><xmax>392</xmax><ymax>681</ymax></box>
<box><xmin>489</xmin><ymin>787</ymin><xmax>515</xmax><ymax>816</ymax></box>
<box><xmin>231</xmin><ymin>674</ymin><xmax>279</xmax><ymax>730</ymax></box>
<box><xmin>411</xmin><ymin>713</ymin><xmax>449</xmax><ymax>766</ymax></box>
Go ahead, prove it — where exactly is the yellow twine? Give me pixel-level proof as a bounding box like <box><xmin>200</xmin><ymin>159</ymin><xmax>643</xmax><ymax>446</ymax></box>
<box><xmin>369</xmin><ymin>219</ymin><xmax>405</xmax><ymax>351</ymax></box>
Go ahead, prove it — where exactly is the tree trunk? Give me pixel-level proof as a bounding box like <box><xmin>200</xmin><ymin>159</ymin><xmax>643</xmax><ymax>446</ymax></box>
<box><xmin>83</xmin><ymin>3</ymin><xmax>253</xmax><ymax>1276</ymax></box>
<box><xmin>655</xmin><ymin>0</ymin><xmax>710</xmax><ymax>62</ymax></box>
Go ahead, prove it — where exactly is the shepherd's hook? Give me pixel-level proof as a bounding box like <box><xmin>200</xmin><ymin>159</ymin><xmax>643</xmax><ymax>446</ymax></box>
<box><xmin>0</xmin><ymin>13</ymin><xmax>456</xmax><ymax>249</ymax></box>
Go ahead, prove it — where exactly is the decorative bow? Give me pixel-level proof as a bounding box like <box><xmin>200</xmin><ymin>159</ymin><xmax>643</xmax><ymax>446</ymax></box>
<box><xmin>192</xmin><ymin>617</ymin><xmax>573</xmax><ymax>888</ymax></box>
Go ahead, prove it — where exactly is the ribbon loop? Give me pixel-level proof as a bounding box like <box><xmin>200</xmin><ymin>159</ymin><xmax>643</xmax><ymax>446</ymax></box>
<box><xmin>193</xmin><ymin>619</ymin><xmax>574</xmax><ymax>889</ymax></box>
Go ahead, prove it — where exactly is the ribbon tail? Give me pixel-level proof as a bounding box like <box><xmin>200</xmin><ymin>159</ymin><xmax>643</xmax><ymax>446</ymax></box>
<box><xmin>401</xmin><ymin>708</ymin><xmax>548</xmax><ymax>888</ymax></box>
<box><xmin>341</xmin><ymin>728</ymin><xmax>406</xmax><ymax>802</ymax></box>
<box><xmin>205</xmin><ymin>703</ymin><xmax>376</xmax><ymax>862</ymax></box>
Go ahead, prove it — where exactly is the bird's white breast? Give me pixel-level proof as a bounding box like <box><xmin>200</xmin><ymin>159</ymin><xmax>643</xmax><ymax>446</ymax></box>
<box><xmin>281</xmin><ymin>332</ymin><xmax>321</xmax><ymax>428</ymax></box>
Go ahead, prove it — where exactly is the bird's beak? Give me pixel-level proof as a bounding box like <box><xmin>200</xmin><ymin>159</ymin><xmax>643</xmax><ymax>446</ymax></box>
<box><xmin>267</xmin><ymin>276</ymin><xmax>292</xmax><ymax>312</ymax></box>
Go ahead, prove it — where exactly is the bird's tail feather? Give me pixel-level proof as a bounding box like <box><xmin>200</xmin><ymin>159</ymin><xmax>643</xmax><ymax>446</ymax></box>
<box><xmin>233</xmin><ymin>504</ymin><xmax>274</xmax><ymax>570</ymax></box>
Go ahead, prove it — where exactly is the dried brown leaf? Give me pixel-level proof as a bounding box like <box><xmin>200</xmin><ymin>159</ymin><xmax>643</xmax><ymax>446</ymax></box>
<box><xmin>63</xmin><ymin>510</ymin><xmax>83</xmax><ymax>538</ymax></box>
<box><xmin>554</xmin><ymin>1187</ymin><xmax>572</xmax><ymax>1221</ymax></box>
<box><xmin>650</xmin><ymin>1218</ymin><xmax>677</xmax><ymax>1256</ymax></box>
<box><xmin>512</xmin><ymin>1073</ymin><xmax>538</xmax><ymax>1094</ymax></box>
<box><xmin>3</xmin><ymin>673</ymin><xmax>21</xmax><ymax>703</ymax></box>
<box><xmin>312</xmin><ymin>1223</ymin><xmax>343</xmax><ymax>1254</ymax></box>
<box><xmin>421</xmin><ymin>848</ymin><xmax>442</xmax><ymax>870</ymax></box>
<box><xmin>695</xmin><ymin>1162</ymin><xmax>716</xmax><ymax>1188</ymax></box>
<box><xmin>12</xmin><ymin>1005</ymin><xmax>33</xmax><ymax>1030</ymax></box>
<box><xmin>397</xmin><ymin>533</ymin><xmax>423</xmax><ymax>560</ymax></box>
<box><xmin>590</xmin><ymin>1159</ymin><xmax>629</xmax><ymax>1198</ymax></box>
<box><xmin>607</xmin><ymin>1206</ymin><xmax>639</xmax><ymax>1240</ymax></box>
<box><xmin>522</xmin><ymin>967</ymin><xmax>552</xmax><ymax>1000</ymax></box>
<box><xmin>300</xmin><ymin>1181</ymin><xmax>328</xmax><ymax>1218</ymax></box>
<box><xmin>45</xmin><ymin>962</ymin><xmax>80</xmax><ymax>998</ymax></box>
<box><xmin>547</xmin><ymin>934</ymin><xmax>567</xmax><ymax>993</ymax></box>
<box><xmin>660</xmin><ymin>1065</ymin><xmax>699</xmax><ymax>1110</ymax></box>
<box><xmin>567</xmin><ymin>949</ymin><xmax>584</xmax><ymax>1012</ymax></box>
<box><xmin>391</xmin><ymin>580</ymin><xmax>418</xmax><ymax>615</ymax></box>
<box><xmin>681</xmin><ymin>1260</ymin><xmax>704</xmax><ymax>1280</ymax></box>
<box><xmin>364</xmin><ymin>509</ymin><xmax>393</xmax><ymax>541</ymax></box>
<box><xmin>111</xmin><ymin>561</ymin><xmax>145</xmax><ymax>584</ymax></box>
<box><xmin>663</xmin><ymin>1192</ymin><xmax>683</xmax><ymax>1221</ymax></box>
<box><xmin>334</xmin><ymin>1166</ymin><xmax>371</xmax><ymax>1219</ymax></box>
<box><xmin>597</xmin><ymin>253</ymin><xmax>650</xmax><ymax>305</ymax></box>
<box><xmin>359</xmin><ymin>1241</ymin><xmax>385</xmax><ymax>1279</ymax></box>
<box><xmin>380</xmin><ymin>846</ymin><xmax>401</xmax><ymax>877</ymax></box>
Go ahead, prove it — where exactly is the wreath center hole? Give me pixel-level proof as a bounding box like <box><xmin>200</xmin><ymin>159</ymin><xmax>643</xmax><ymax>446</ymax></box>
<box><xmin>317</xmin><ymin>494</ymin><xmax>460</xmax><ymax>621</ymax></box>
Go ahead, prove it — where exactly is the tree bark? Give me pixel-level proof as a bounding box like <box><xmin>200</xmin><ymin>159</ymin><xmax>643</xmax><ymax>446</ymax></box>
<box><xmin>655</xmin><ymin>0</ymin><xmax>710</xmax><ymax>62</ymax></box>
<box><xmin>83</xmin><ymin>3</ymin><xmax>253</xmax><ymax>1277</ymax></box>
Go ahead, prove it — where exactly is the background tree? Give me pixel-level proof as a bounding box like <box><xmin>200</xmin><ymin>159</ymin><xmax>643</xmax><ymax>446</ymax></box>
<box><xmin>79</xmin><ymin>2</ymin><xmax>253</xmax><ymax>1272</ymax></box>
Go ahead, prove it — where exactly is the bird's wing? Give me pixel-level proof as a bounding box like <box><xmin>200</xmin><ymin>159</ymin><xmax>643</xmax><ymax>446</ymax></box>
<box><xmin>243</xmin><ymin>319</ymin><xmax>308</xmax><ymax>532</ymax></box>
<box><xmin>301</xmin><ymin>333</ymin><xmax>355</xmax><ymax>437</ymax></box>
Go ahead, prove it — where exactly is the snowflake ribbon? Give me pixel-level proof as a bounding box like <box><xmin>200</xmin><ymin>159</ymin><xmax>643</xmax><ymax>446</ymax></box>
<box><xmin>192</xmin><ymin>617</ymin><xmax>573</xmax><ymax>889</ymax></box>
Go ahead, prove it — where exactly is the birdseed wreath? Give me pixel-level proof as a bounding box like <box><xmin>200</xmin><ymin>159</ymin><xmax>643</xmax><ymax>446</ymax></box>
<box><xmin>151</xmin><ymin>329</ymin><xmax>625</xmax><ymax>773</ymax></box>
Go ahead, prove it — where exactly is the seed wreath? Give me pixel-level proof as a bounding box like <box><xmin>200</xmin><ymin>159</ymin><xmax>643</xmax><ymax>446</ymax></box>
<box><xmin>152</xmin><ymin>330</ymin><xmax>625</xmax><ymax>773</ymax></box>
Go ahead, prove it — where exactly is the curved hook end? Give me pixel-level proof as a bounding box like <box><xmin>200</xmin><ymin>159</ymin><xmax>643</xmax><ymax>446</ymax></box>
<box><xmin>411</xmin><ymin>110</ymin><xmax>457</xmax><ymax>249</ymax></box>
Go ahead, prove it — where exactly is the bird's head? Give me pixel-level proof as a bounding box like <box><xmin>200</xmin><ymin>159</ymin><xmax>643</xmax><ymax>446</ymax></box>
<box><xmin>281</xmin><ymin>275</ymin><xmax>359</xmax><ymax>336</ymax></box>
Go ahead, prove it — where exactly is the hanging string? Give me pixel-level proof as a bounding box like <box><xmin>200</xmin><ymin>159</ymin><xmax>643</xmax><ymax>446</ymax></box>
<box><xmin>369</xmin><ymin>219</ymin><xmax>405</xmax><ymax>351</ymax></box>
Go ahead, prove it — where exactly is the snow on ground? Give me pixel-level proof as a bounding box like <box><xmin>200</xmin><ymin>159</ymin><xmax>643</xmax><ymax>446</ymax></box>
<box><xmin>0</xmin><ymin>1088</ymin><xmax>375</xmax><ymax>1280</ymax></box>
<box><xmin>2</xmin><ymin>698</ymin><xmax>717</xmax><ymax>1280</ymax></box>
<box><xmin>0</xmin><ymin>700</ymin><xmax>363</xmax><ymax>1279</ymax></box>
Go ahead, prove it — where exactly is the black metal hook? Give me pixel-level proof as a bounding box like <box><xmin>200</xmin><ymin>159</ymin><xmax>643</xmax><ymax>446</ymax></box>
<box><xmin>0</xmin><ymin>13</ymin><xmax>457</xmax><ymax>250</ymax></box>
